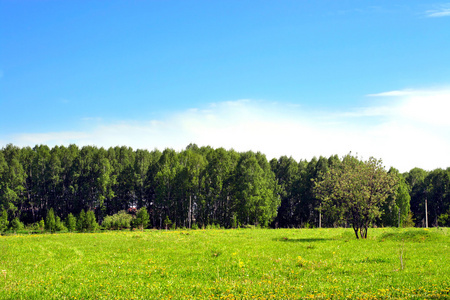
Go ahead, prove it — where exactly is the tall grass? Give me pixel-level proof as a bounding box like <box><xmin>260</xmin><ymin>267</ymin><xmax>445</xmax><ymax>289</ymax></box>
<box><xmin>0</xmin><ymin>228</ymin><xmax>449</xmax><ymax>299</ymax></box>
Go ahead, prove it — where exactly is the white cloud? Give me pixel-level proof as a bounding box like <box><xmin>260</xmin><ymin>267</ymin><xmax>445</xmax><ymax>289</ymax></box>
<box><xmin>6</xmin><ymin>89</ymin><xmax>450</xmax><ymax>173</ymax></box>
<box><xmin>369</xmin><ymin>88</ymin><xmax>450</xmax><ymax>126</ymax></box>
<box><xmin>12</xmin><ymin>131</ymin><xmax>90</xmax><ymax>146</ymax></box>
<box><xmin>367</xmin><ymin>90</ymin><xmax>416</xmax><ymax>97</ymax></box>
<box><xmin>425</xmin><ymin>4</ymin><xmax>450</xmax><ymax>17</ymax></box>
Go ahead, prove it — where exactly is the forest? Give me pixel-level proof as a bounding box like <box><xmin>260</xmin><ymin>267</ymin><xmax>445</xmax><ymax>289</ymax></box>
<box><xmin>0</xmin><ymin>143</ymin><xmax>449</xmax><ymax>231</ymax></box>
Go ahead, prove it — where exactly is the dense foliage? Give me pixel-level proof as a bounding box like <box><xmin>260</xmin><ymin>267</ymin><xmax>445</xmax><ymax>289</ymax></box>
<box><xmin>313</xmin><ymin>155</ymin><xmax>398</xmax><ymax>238</ymax></box>
<box><xmin>0</xmin><ymin>143</ymin><xmax>449</xmax><ymax>231</ymax></box>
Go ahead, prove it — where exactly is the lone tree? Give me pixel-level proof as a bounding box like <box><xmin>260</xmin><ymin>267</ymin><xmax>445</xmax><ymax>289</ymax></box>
<box><xmin>45</xmin><ymin>208</ymin><xmax>56</xmax><ymax>233</ymax></box>
<box><xmin>313</xmin><ymin>154</ymin><xmax>398</xmax><ymax>239</ymax></box>
<box><xmin>133</xmin><ymin>208</ymin><xmax>150</xmax><ymax>230</ymax></box>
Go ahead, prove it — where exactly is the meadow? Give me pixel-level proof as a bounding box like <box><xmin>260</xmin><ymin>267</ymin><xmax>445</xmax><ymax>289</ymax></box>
<box><xmin>0</xmin><ymin>227</ymin><xmax>449</xmax><ymax>299</ymax></box>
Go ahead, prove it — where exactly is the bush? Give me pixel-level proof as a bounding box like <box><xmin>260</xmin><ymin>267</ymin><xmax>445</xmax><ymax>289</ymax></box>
<box><xmin>77</xmin><ymin>209</ymin><xmax>98</xmax><ymax>232</ymax></box>
<box><xmin>55</xmin><ymin>216</ymin><xmax>67</xmax><ymax>231</ymax></box>
<box><xmin>206</xmin><ymin>223</ymin><xmax>221</xmax><ymax>229</ymax></box>
<box><xmin>231</xmin><ymin>214</ymin><xmax>237</xmax><ymax>229</ymax></box>
<box><xmin>163</xmin><ymin>216</ymin><xmax>172</xmax><ymax>230</ymax></box>
<box><xmin>39</xmin><ymin>219</ymin><xmax>45</xmax><ymax>231</ymax></box>
<box><xmin>45</xmin><ymin>208</ymin><xmax>56</xmax><ymax>233</ymax></box>
<box><xmin>10</xmin><ymin>217</ymin><xmax>24</xmax><ymax>231</ymax></box>
<box><xmin>438</xmin><ymin>209</ymin><xmax>450</xmax><ymax>227</ymax></box>
<box><xmin>403</xmin><ymin>211</ymin><xmax>415</xmax><ymax>228</ymax></box>
<box><xmin>102</xmin><ymin>215</ymin><xmax>113</xmax><ymax>229</ymax></box>
<box><xmin>65</xmin><ymin>213</ymin><xmax>76</xmax><ymax>232</ymax></box>
<box><xmin>77</xmin><ymin>210</ymin><xmax>86</xmax><ymax>232</ymax></box>
<box><xmin>0</xmin><ymin>210</ymin><xmax>8</xmax><ymax>232</ymax></box>
<box><xmin>26</xmin><ymin>222</ymin><xmax>40</xmax><ymax>232</ymax></box>
<box><xmin>133</xmin><ymin>208</ymin><xmax>150</xmax><ymax>230</ymax></box>
<box><xmin>102</xmin><ymin>210</ymin><xmax>133</xmax><ymax>230</ymax></box>
<box><xmin>85</xmin><ymin>210</ymin><xmax>98</xmax><ymax>232</ymax></box>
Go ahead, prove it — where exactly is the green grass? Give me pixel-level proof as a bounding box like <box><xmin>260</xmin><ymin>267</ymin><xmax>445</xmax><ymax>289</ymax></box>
<box><xmin>0</xmin><ymin>228</ymin><xmax>449</xmax><ymax>299</ymax></box>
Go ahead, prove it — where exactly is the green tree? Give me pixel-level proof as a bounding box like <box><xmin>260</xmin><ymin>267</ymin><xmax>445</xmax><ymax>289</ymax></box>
<box><xmin>39</xmin><ymin>218</ymin><xmax>45</xmax><ymax>231</ymax></box>
<box><xmin>1</xmin><ymin>145</ymin><xmax>26</xmax><ymax>221</ymax></box>
<box><xmin>10</xmin><ymin>217</ymin><xmax>24</xmax><ymax>231</ymax></box>
<box><xmin>77</xmin><ymin>209</ymin><xmax>86</xmax><ymax>232</ymax></box>
<box><xmin>154</xmin><ymin>149</ymin><xmax>181</xmax><ymax>228</ymax></box>
<box><xmin>110</xmin><ymin>146</ymin><xmax>135</xmax><ymax>214</ymax></box>
<box><xmin>85</xmin><ymin>210</ymin><xmax>98</xmax><ymax>232</ymax></box>
<box><xmin>134</xmin><ymin>149</ymin><xmax>157</xmax><ymax>210</ymax></box>
<box><xmin>163</xmin><ymin>215</ymin><xmax>172</xmax><ymax>230</ymax></box>
<box><xmin>380</xmin><ymin>168</ymin><xmax>411</xmax><ymax>227</ymax></box>
<box><xmin>96</xmin><ymin>150</ymin><xmax>116</xmax><ymax>220</ymax></box>
<box><xmin>313</xmin><ymin>154</ymin><xmax>398</xmax><ymax>239</ymax></box>
<box><xmin>102</xmin><ymin>210</ymin><xmax>133</xmax><ymax>230</ymax></box>
<box><xmin>200</xmin><ymin>147</ymin><xmax>238</xmax><ymax>228</ymax></box>
<box><xmin>425</xmin><ymin>169</ymin><xmax>450</xmax><ymax>227</ymax></box>
<box><xmin>134</xmin><ymin>207</ymin><xmax>150</xmax><ymax>230</ymax></box>
<box><xmin>47</xmin><ymin>147</ymin><xmax>64</xmax><ymax>218</ymax></box>
<box><xmin>0</xmin><ymin>209</ymin><xmax>9</xmax><ymax>232</ymax></box>
<box><xmin>55</xmin><ymin>216</ymin><xmax>67</xmax><ymax>231</ymax></box>
<box><xmin>179</xmin><ymin>148</ymin><xmax>206</xmax><ymax>228</ymax></box>
<box><xmin>271</xmin><ymin>156</ymin><xmax>299</xmax><ymax>228</ymax></box>
<box><xmin>293</xmin><ymin>156</ymin><xmax>331</xmax><ymax>228</ymax></box>
<box><xmin>438</xmin><ymin>208</ymin><xmax>450</xmax><ymax>226</ymax></box>
<box><xmin>45</xmin><ymin>208</ymin><xmax>56</xmax><ymax>233</ymax></box>
<box><xmin>30</xmin><ymin>145</ymin><xmax>51</xmax><ymax>221</ymax></box>
<box><xmin>0</xmin><ymin>152</ymin><xmax>8</xmax><ymax>212</ymax></box>
<box><xmin>232</xmin><ymin>152</ymin><xmax>279</xmax><ymax>227</ymax></box>
<box><xmin>404</xmin><ymin>167</ymin><xmax>428</xmax><ymax>226</ymax></box>
<box><xmin>66</xmin><ymin>213</ymin><xmax>77</xmax><ymax>232</ymax></box>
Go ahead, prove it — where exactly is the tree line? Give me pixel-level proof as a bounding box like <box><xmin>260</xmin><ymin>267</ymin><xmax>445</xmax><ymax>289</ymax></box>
<box><xmin>0</xmin><ymin>143</ymin><xmax>449</xmax><ymax>232</ymax></box>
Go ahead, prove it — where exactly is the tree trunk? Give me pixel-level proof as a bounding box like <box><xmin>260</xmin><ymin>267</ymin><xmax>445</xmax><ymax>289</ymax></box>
<box><xmin>353</xmin><ymin>226</ymin><xmax>360</xmax><ymax>239</ymax></box>
<box><xmin>360</xmin><ymin>225</ymin><xmax>368</xmax><ymax>239</ymax></box>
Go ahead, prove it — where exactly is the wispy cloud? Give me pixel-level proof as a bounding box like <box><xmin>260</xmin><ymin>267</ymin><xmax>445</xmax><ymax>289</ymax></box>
<box><xmin>11</xmin><ymin>131</ymin><xmax>90</xmax><ymax>147</ymax></box>
<box><xmin>367</xmin><ymin>90</ymin><xmax>416</xmax><ymax>97</ymax></box>
<box><xmin>5</xmin><ymin>88</ymin><xmax>450</xmax><ymax>172</ymax></box>
<box><xmin>425</xmin><ymin>4</ymin><xmax>450</xmax><ymax>17</ymax></box>
<box><xmin>368</xmin><ymin>88</ymin><xmax>450</xmax><ymax>126</ymax></box>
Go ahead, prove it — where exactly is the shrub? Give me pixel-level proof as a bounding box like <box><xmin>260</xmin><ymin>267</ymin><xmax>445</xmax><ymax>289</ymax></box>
<box><xmin>231</xmin><ymin>214</ymin><xmax>237</xmax><ymax>229</ymax></box>
<box><xmin>0</xmin><ymin>210</ymin><xmax>8</xmax><ymax>232</ymax></box>
<box><xmin>403</xmin><ymin>211</ymin><xmax>416</xmax><ymax>228</ymax></box>
<box><xmin>26</xmin><ymin>222</ymin><xmax>40</xmax><ymax>232</ymax></box>
<box><xmin>77</xmin><ymin>209</ymin><xmax>98</xmax><ymax>232</ymax></box>
<box><xmin>163</xmin><ymin>216</ymin><xmax>172</xmax><ymax>230</ymax></box>
<box><xmin>10</xmin><ymin>217</ymin><xmax>24</xmax><ymax>231</ymax></box>
<box><xmin>66</xmin><ymin>213</ymin><xmax>76</xmax><ymax>232</ymax></box>
<box><xmin>102</xmin><ymin>215</ymin><xmax>113</xmax><ymax>229</ymax></box>
<box><xmin>55</xmin><ymin>216</ymin><xmax>67</xmax><ymax>231</ymax></box>
<box><xmin>45</xmin><ymin>208</ymin><xmax>56</xmax><ymax>233</ymax></box>
<box><xmin>102</xmin><ymin>210</ymin><xmax>133</xmax><ymax>230</ymax></box>
<box><xmin>39</xmin><ymin>219</ymin><xmax>45</xmax><ymax>231</ymax></box>
<box><xmin>206</xmin><ymin>223</ymin><xmax>221</xmax><ymax>229</ymax></box>
<box><xmin>133</xmin><ymin>208</ymin><xmax>150</xmax><ymax>230</ymax></box>
<box><xmin>438</xmin><ymin>210</ymin><xmax>450</xmax><ymax>227</ymax></box>
<box><xmin>85</xmin><ymin>210</ymin><xmax>98</xmax><ymax>232</ymax></box>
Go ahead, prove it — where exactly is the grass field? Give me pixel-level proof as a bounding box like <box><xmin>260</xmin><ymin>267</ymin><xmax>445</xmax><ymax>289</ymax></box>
<box><xmin>1</xmin><ymin>227</ymin><xmax>449</xmax><ymax>299</ymax></box>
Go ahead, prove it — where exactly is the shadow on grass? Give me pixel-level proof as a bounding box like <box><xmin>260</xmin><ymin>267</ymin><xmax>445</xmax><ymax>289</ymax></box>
<box><xmin>274</xmin><ymin>237</ymin><xmax>332</xmax><ymax>242</ymax></box>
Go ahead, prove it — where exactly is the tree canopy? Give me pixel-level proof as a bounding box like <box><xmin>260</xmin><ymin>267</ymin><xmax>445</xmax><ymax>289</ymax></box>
<box><xmin>0</xmin><ymin>144</ymin><xmax>449</xmax><ymax>232</ymax></box>
<box><xmin>313</xmin><ymin>155</ymin><xmax>398</xmax><ymax>239</ymax></box>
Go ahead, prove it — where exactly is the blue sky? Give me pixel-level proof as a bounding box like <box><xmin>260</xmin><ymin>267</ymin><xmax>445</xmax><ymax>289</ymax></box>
<box><xmin>1</xmin><ymin>1</ymin><xmax>450</xmax><ymax>172</ymax></box>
